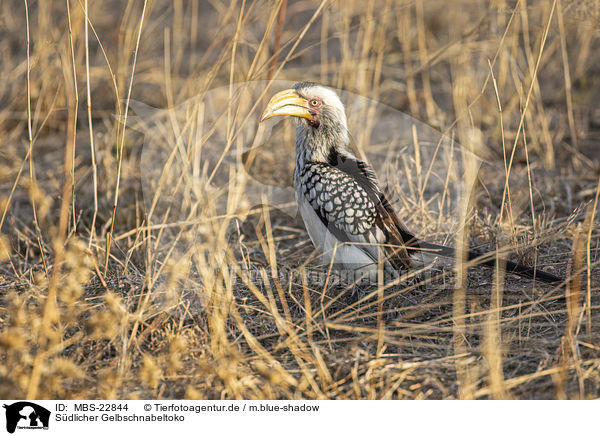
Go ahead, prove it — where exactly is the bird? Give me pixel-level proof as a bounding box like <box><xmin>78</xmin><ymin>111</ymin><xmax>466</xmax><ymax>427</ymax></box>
<box><xmin>259</xmin><ymin>81</ymin><xmax>562</xmax><ymax>284</ymax></box>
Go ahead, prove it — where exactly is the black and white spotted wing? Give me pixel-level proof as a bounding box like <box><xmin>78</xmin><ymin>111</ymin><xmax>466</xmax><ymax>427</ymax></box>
<box><xmin>298</xmin><ymin>152</ymin><xmax>418</xmax><ymax>270</ymax></box>
<box><xmin>298</xmin><ymin>162</ymin><xmax>377</xmax><ymax>238</ymax></box>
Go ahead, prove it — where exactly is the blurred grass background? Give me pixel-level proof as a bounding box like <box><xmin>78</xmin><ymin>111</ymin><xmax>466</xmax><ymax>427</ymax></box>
<box><xmin>0</xmin><ymin>0</ymin><xmax>599</xmax><ymax>399</ymax></box>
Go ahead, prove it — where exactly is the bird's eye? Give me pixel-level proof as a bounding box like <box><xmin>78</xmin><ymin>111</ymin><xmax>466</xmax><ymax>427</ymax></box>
<box><xmin>309</xmin><ymin>99</ymin><xmax>319</xmax><ymax>107</ymax></box>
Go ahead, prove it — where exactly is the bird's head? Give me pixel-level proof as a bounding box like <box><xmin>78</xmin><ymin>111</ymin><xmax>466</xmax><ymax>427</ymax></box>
<box><xmin>261</xmin><ymin>82</ymin><xmax>350</xmax><ymax>159</ymax></box>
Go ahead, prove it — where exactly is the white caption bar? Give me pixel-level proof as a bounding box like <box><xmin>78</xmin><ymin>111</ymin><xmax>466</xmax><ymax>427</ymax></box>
<box><xmin>0</xmin><ymin>400</ymin><xmax>596</xmax><ymax>435</ymax></box>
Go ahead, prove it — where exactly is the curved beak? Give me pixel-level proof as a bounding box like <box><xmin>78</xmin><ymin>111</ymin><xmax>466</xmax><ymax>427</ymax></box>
<box><xmin>260</xmin><ymin>89</ymin><xmax>312</xmax><ymax>122</ymax></box>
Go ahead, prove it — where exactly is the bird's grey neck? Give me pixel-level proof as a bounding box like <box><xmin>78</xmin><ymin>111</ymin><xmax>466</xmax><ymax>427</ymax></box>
<box><xmin>294</xmin><ymin>120</ymin><xmax>350</xmax><ymax>173</ymax></box>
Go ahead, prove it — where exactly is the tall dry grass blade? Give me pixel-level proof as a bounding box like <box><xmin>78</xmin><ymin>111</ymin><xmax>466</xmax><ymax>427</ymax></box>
<box><xmin>585</xmin><ymin>177</ymin><xmax>600</xmax><ymax>339</ymax></box>
<box><xmin>268</xmin><ymin>0</ymin><xmax>287</xmax><ymax>80</ymax></box>
<box><xmin>499</xmin><ymin>0</ymin><xmax>557</xmax><ymax>224</ymax></box>
<box><xmin>556</xmin><ymin>0</ymin><xmax>578</xmax><ymax>152</ymax></box>
<box><xmin>106</xmin><ymin>0</ymin><xmax>148</xmax><ymax>274</ymax></box>
<box><xmin>66</xmin><ymin>0</ymin><xmax>78</xmax><ymax>232</ymax></box>
<box><xmin>27</xmin><ymin>0</ymin><xmax>79</xmax><ymax>399</ymax></box>
<box><xmin>84</xmin><ymin>0</ymin><xmax>99</xmax><ymax>245</ymax></box>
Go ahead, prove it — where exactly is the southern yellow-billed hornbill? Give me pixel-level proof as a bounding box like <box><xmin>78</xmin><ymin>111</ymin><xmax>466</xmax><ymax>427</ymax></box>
<box><xmin>260</xmin><ymin>81</ymin><xmax>561</xmax><ymax>284</ymax></box>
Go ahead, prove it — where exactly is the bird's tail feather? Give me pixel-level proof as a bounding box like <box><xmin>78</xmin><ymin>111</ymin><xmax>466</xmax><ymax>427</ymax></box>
<box><xmin>415</xmin><ymin>241</ymin><xmax>562</xmax><ymax>284</ymax></box>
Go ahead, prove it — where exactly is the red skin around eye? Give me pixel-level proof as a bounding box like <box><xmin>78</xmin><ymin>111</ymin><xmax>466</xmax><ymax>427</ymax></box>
<box><xmin>309</xmin><ymin>99</ymin><xmax>322</xmax><ymax>113</ymax></box>
<box><xmin>307</xmin><ymin>98</ymin><xmax>322</xmax><ymax>127</ymax></box>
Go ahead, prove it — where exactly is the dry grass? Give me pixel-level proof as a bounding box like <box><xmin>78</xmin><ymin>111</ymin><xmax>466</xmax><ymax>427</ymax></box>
<box><xmin>1</xmin><ymin>0</ymin><xmax>600</xmax><ymax>400</ymax></box>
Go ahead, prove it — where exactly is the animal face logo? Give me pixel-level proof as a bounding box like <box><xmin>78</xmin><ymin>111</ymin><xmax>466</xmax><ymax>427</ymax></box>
<box><xmin>2</xmin><ymin>402</ymin><xmax>50</xmax><ymax>434</ymax></box>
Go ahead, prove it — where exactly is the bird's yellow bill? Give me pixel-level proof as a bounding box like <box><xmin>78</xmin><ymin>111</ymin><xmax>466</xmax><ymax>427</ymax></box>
<box><xmin>260</xmin><ymin>89</ymin><xmax>312</xmax><ymax>121</ymax></box>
